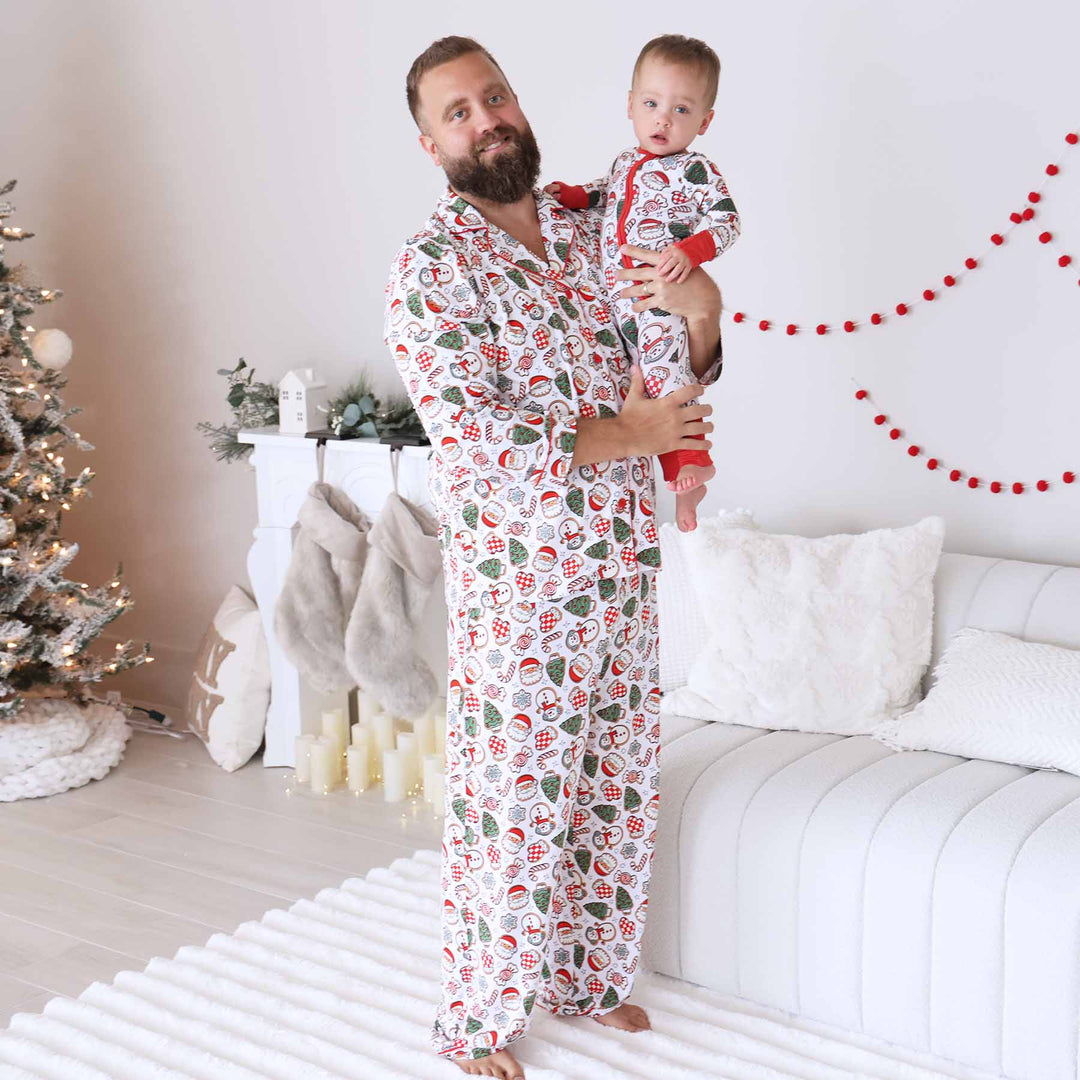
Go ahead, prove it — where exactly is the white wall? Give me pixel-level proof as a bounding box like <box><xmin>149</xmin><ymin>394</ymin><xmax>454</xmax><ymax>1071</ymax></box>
<box><xmin>6</xmin><ymin>0</ymin><xmax>1079</xmax><ymax>709</ymax></box>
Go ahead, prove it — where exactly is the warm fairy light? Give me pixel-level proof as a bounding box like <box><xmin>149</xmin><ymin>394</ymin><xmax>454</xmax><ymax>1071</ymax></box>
<box><xmin>115</xmin><ymin>643</ymin><xmax>123</xmax><ymax>650</ymax></box>
<box><xmin>61</xmin><ymin>502</ymin><xmax>71</xmax><ymax>510</ymax></box>
<box><xmin>110</xmin><ymin>580</ymin><xmax>119</xmax><ymax>587</ymax></box>
<box><xmin>65</xmin><ymin>660</ymin><xmax>74</xmax><ymax>667</ymax></box>
<box><xmin>115</xmin><ymin>598</ymin><xmax>124</xmax><ymax>607</ymax></box>
<box><xmin>60</xmin><ymin>644</ymin><xmax>74</xmax><ymax>655</ymax></box>
<box><xmin>145</xmin><ymin>656</ymin><xmax>155</xmax><ymax>663</ymax></box>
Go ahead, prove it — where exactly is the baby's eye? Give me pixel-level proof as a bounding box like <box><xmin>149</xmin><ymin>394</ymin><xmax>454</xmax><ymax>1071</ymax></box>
<box><xmin>675</xmin><ymin>106</ymin><xmax>688</xmax><ymax>114</ymax></box>
<box><xmin>643</xmin><ymin>99</ymin><xmax>656</xmax><ymax>108</ymax></box>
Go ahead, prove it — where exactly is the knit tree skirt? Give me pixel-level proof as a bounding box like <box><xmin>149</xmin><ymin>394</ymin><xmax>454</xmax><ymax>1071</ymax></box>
<box><xmin>0</xmin><ymin>849</ymin><xmax>1000</xmax><ymax>1079</ymax></box>
<box><xmin>0</xmin><ymin>698</ymin><xmax>130</xmax><ymax>802</ymax></box>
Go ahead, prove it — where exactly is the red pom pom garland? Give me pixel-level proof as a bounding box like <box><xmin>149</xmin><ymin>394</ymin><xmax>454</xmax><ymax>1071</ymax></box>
<box><xmin>725</xmin><ymin>131</ymin><xmax>1075</xmax><ymax>335</ymax></box>
<box><xmin>853</xmin><ymin>384</ymin><xmax>1073</xmax><ymax>496</ymax></box>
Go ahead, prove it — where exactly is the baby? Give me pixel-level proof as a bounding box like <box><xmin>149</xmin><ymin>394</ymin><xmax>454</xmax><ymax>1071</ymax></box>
<box><xmin>546</xmin><ymin>34</ymin><xmax>740</xmax><ymax>531</ymax></box>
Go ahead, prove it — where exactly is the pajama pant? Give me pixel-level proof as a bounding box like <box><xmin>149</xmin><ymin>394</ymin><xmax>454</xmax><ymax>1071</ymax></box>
<box><xmin>431</xmin><ymin>570</ymin><xmax>661</xmax><ymax>1059</ymax></box>
<box><xmin>610</xmin><ymin>288</ymin><xmax>711</xmax><ymax>484</ymax></box>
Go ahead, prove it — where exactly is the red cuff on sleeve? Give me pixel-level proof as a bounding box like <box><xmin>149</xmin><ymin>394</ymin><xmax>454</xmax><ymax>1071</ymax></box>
<box><xmin>555</xmin><ymin>184</ymin><xmax>590</xmax><ymax>210</ymax></box>
<box><xmin>674</xmin><ymin>230</ymin><xmax>717</xmax><ymax>267</ymax></box>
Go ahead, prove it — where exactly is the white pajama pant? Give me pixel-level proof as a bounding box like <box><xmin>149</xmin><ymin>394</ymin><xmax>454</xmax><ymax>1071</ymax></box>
<box><xmin>431</xmin><ymin>570</ymin><xmax>662</xmax><ymax>1059</ymax></box>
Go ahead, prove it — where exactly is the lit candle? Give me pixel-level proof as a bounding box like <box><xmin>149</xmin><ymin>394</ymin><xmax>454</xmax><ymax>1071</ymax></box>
<box><xmin>346</xmin><ymin>745</ymin><xmax>370</xmax><ymax>793</ymax></box>
<box><xmin>413</xmin><ymin>710</ymin><xmax>436</xmax><ymax>757</ymax></box>
<box><xmin>308</xmin><ymin>736</ymin><xmax>338</xmax><ymax>794</ymax></box>
<box><xmin>382</xmin><ymin>748</ymin><xmax>408</xmax><ymax>802</ymax></box>
<box><xmin>397</xmin><ymin>731</ymin><xmax>419</xmax><ymax>790</ymax></box>
<box><xmin>372</xmin><ymin>710</ymin><xmax>396</xmax><ymax>756</ymax></box>
<box><xmin>422</xmin><ymin>752</ymin><xmax>444</xmax><ymax>803</ymax></box>
<box><xmin>293</xmin><ymin>733</ymin><xmax>317</xmax><ymax>783</ymax></box>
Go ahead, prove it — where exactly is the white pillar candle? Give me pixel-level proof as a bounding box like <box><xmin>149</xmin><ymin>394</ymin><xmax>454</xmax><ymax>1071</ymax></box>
<box><xmin>382</xmin><ymin>748</ymin><xmax>408</xmax><ymax>802</ymax></box>
<box><xmin>309</xmin><ymin>736</ymin><xmax>338</xmax><ymax>794</ymax></box>
<box><xmin>293</xmin><ymin>734</ymin><xmax>317</xmax><ymax>782</ymax></box>
<box><xmin>356</xmin><ymin>688</ymin><xmax>381</xmax><ymax>725</ymax></box>
<box><xmin>322</xmin><ymin>708</ymin><xmax>349</xmax><ymax>750</ymax></box>
<box><xmin>397</xmin><ymin>731</ymin><xmax>419</xmax><ymax>791</ymax></box>
<box><xmin>431</xmin><ymin>697</ymin><xmax>447</xmax><ymax>751</ymax></box>
<box><xmin>346</xmin><ymin>745</ymin><xmax>370</xmax><ymax>793</ymax></box>
<box><xmin>351</xmin><ymin>722</ymin><xmax>371</xmax><ymax>748</ymax></box>
<box><xmin>422</xmin><ymin>752</ymin><xmax>444</xmax><ymax>804</ymax></box>
<box><xmin>413</xmin><ymin>710</ymin><xmax>436</xmax><ymax>757</ymax></box>
<box><xmin>372</xmin><ymin>710</ymin><xmax>396</xmax><ymax>756</ymax></box>
<box><xmin>427</xmin><ymin>770</ymin><xmax>446</xmax><ymax>816</ymax></box>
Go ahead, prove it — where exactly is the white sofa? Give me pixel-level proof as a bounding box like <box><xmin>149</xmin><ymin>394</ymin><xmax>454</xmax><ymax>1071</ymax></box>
<box><xmin>648</xmin><ymin>551</ymin><xmax>1080</xmax><ymax>1080</ymax></box>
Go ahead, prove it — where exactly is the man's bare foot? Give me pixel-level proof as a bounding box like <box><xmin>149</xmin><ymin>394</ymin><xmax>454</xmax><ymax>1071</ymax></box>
<box><xmin>449</xmin><ymin>1047</ymin><xmax>525</xmax><ymax>1079</ymax></box>
<box><xmin>591</xmin><ymin>1002</ymin><xmax>652</xmax><ymax>1032</ymax></box>
<box><xmin>667</xmin><ymin>462</ymin><xmax>715</xmax><ymax>492</ymax></box>
<box><xmin>675</xmin><ymin>483</ymin><xmax>707</xmax><ymax>532</ymax></box>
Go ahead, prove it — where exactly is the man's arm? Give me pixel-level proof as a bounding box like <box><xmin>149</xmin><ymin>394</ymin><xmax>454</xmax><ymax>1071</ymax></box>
<box><xmin>616</xmin><ymin>247</ymin><xmax>724</xmax><ymax>384</ymax></box>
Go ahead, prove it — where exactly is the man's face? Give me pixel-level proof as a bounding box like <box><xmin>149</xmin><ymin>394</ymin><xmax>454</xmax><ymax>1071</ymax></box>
<box><xmin>416</xmin><ymin>52</ymin><xmax>541</xmax><ymax>204</ymax></box>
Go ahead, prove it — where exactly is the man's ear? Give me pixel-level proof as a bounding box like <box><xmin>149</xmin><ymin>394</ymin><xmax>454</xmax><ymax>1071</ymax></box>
<box><xmin>698</xmin><ymin>108</ymin><xmax>715</xmax><ymax>136</ymax></box>
<box><xmin>419</xmin><ymin>132</ymin><xmax>441</xmax><ymax>167</ymax></box>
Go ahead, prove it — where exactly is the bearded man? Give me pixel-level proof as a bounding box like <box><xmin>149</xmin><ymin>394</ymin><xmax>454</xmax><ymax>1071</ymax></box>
<box><xmin>384</xmin><ymin>36</ymin><xmax>724</xmax><ymax>1080</ymax></box>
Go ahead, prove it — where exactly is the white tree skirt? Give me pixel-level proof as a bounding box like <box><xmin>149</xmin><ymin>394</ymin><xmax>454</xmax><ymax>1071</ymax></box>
<box><xmin>0</xmin><ymin>699</ymin><xmax>130</xmax><ymax>802</ymax></box>
<box><xmin>0</xmin><ymin>849</ymin><xmax>1002</xmax><ymax>1080</ymax></box>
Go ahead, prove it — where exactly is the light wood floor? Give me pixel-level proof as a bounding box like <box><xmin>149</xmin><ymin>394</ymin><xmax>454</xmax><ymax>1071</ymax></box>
<box><xmin>0</xmin><ymin>726</ymin><xmax>444</xmax><ymax>1027</ymax></box>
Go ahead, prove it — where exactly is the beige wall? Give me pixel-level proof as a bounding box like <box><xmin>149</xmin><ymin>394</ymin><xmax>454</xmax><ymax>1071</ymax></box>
<box><xmin>6</xmin><ymin>0</ymin><xmax>1080</xmax><ymax>710</ymax></box>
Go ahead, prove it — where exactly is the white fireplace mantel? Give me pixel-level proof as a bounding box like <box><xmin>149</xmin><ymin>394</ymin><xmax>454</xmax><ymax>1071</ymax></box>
<box><xmin>237</xmin><ymin>427</ymin><xmax>446</xmax><ymax>767</ymax></box>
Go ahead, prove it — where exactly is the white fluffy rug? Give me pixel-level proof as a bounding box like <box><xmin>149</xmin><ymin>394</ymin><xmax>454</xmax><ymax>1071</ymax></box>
<box><xmin>0</xmin><ymin>849</ymin><xmax>998</xmax><ymax>1080</ymax></box>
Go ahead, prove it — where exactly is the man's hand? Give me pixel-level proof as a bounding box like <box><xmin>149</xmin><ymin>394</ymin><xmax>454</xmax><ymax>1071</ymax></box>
<box><xmin>570</xmin><ymin>364</ymin><xmax>713</xmax><ymax>467</ymax></box>
<box><xmin>654</xmin><ymin>243</ymin><xmax>694</xmax><ymax>284</ymax></box>
<box><xmin>616</xmin><ymin>245</ymin><xmax>722</xmax><ymax>320</ymax></box>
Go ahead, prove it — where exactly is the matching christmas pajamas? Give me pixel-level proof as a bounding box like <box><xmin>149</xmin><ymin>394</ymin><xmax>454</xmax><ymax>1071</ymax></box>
<box><xmin>557</xmin><ymin>147</ymin><xmax>740</xmax><ymax>482</ymax></box>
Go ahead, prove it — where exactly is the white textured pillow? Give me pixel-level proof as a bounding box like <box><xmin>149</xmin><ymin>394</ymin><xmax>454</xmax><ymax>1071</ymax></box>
<box><xmin>185</xmin><ymin>584</ymin><xmax>270</xmax><ymax>771</ymax></box>
<box><xmin>662</xmin><ymin>515</ymin><xmax>945</xmax><ymax>734</ymax></box>
<box><xmin>657</xmin><ymin>509</ymin><xmax>758</xmax><ymax>692</ymax></box>
<box><xmin>873</xmin><ymin>627</ymin><xmax>1080</xmax><ymax>774</ymax></box>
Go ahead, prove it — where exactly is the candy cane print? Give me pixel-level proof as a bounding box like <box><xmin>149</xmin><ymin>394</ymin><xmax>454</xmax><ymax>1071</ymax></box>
<box><xmin>497</xmin><ymin>773</ymin><xmax>515</xmax><ymax>797</ymax></box>
<box><xmin>528</xmin><ymin>861</ymin><xmax>552</xmax><ymax>882</ymax></box>
<box><xmin>540</xmin><ymin>631</ymin><xmax>561</xmax><ymax>653</ymax></box>
<box><xmin>496</xmin><ymin>660</ymin><xmax>518</xmax><ymax>684</ymax></box>
<box><xmin>633</xmin><ymin>851</ymin><xmax>649</xmax><ymax>872</ymax></box>
<box><xmin>537</xmin><ymin>747</ymin><xmax>560</xmax><ymax>768</ymax></box>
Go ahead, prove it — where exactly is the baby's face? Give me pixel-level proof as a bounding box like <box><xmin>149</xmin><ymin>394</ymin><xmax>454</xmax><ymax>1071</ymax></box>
<box><xmin>628</xmin><ymin>56</ymin><xmax>714</xmax><ymax>155</ymax></box>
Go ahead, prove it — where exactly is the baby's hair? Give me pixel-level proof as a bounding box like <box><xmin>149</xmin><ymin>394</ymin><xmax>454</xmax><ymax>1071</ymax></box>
<box><xmin>406</xmin><ymin>36</ymin><xmax>509</xmax><ymax>131</ymax></box>
<box><xmin>633</xmin><ymin>35</ymin><xmax>720</xmax><ymax>110</ymax></box>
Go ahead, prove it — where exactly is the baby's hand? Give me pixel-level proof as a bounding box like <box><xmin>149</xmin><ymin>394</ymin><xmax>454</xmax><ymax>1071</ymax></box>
<box><xmin>543</xmin><ymin>182</ymin><xmax>563</xmax><ymax>198</ymax></box>
<box><xmin>655</xmin><ymin>244</ymin><xmax>694</xmax><ymax>284</ymax></box>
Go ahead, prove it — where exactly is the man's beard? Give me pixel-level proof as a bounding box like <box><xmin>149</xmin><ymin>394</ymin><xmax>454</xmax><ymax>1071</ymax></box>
<box><xmin>441</xmin><ymin>123</ymin><xmax>541</xmax><ymax>204</ymax></box>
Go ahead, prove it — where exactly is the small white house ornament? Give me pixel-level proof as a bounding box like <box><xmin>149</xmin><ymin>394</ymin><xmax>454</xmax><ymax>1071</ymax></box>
<box><xmin>278</xmin><ymin>368</ymin><xmax>329</xmax><ymax>435</ymax></box>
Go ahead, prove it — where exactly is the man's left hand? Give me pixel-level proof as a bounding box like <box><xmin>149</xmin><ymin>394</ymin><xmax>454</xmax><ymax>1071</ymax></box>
<box><xmin>616</xmin><ymin>244</ymin><xmax>723</xmax><ymax>321</ymax></box>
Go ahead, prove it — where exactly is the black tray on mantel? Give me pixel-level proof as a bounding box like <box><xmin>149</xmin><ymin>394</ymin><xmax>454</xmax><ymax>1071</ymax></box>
<box><xmin>303</xmin><ymin>429</ymin><xmax>429</xmax><ymax>446</ymax></box>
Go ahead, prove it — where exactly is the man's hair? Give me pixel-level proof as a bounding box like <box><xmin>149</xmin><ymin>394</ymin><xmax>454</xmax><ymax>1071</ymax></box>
<box><xmin>632</xmin><ymin>34</ymin><xmax>721</xmax><ymax>110</ymax></box>
<box><xmin>406</xmin><ymin>36</ymin><xmax>506</xmax><ymax>131</ymax></box>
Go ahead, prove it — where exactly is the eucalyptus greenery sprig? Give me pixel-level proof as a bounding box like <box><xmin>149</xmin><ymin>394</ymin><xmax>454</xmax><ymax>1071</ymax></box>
<box><xmin>323</xmin><ymin>377</ymin><xmax>428</xmax><ymax>444</ymax></box>
<box><xmin>195</xmin><ymin>358</ymin><xmax>279</xmax><ymax>462</ymax></box>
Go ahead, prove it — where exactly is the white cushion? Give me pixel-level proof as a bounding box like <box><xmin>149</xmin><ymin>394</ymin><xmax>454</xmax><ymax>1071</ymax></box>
<box><xmin>657</xmin><ymin>509</ymin><xmax>758</xmax><ymax>692</ymax></box>
<box><xmin>873</xmin><ymin>626</ymin><xmax>1080</xmax><ymax>774</ymax></box>
<box><xmin>185</xmin><ymin>584</ymin><xmax>270</xmax><ymax>771</ymax></box>
<box><xmin>662</xmin><ymin>515</ymin><xmax>945</xmax><ymax>735</ymax></box>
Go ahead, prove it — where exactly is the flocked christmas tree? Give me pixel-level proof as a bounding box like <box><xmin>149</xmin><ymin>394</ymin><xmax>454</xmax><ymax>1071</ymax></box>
<box><xmin>0</xmin><ymin>180</ymin><xmax>152</xmax><ymax>719</ymax></box>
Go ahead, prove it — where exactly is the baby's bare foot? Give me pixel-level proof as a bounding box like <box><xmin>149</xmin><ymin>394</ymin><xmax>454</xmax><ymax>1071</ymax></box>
<box><xmin>667</xmin><ymin>462</ymin><xmax>715</xmax><ymax>492</ymax></box>
<box><xmin>676</xmin><ymin>484</ymin><xmax>707</xmax><ymax>532</ymax></box>
<box><xmin>449</xmin><ymin>1047</ymin><xmax>525</xmax><ymax>1079</ymax></box>
<box><xmin>591</xmin><ymin>1002</ymin><xmax>652</xmax><ymax>1032</ymax></box>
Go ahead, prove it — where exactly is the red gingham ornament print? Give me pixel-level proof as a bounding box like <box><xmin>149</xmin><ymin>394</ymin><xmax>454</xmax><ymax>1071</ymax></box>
<box><xmin>539</xmin><ymin>609</ymin><xmax>560</xmax><ymax>633</ymax></box>
<box><xmin>604</xmin><ymin>605</ymin><xmax>620</xmax><ymax>629</ymax></box>
<box><xmin>485</xmin><ymin>536</ymin><xmax>505</xmax><ymax>554</ymax></box>
<box><xmin>534</xmin><ymin>729</ymin><xmax>555</xmax><ymax>751</ymax></box>
<box><xmin>595</xmin><ymin>882</ymin><xmax>615</xmax><ymax>900</ymax></box>
<box><xmin>527</xmin><ymin>842</ymin><xmax>546</xmax><ymax>863</ymax></box>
